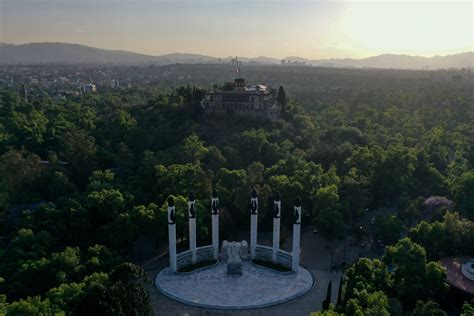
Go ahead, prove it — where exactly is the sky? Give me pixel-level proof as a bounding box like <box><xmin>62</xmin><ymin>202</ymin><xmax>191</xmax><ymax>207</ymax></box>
<box><xmin>1</xmin><ymin>0</ymin><xmax>473</xmax><ymax>59</ymax></box>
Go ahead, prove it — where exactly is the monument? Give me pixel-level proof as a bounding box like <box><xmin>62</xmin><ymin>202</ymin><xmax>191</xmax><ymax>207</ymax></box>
<box><xmin>188</xmin><ymin>191</ymin><xmax>197</xmax><ymax>264</ymax></box>
<box><xmin>250</xmin><ymin>188</ymin><xmax>258</xmax><ymax>259</ymax></box>
<box><xmin>273</xmin><ymin>192</ymin><xmax>281</xmax><ymax>263</ymax></box>
<box><xmin>211</xmin><ymin>189</ymin><xmax>219</xmax><ymax>260</ymax></box>
<box><xmin>226</xmin><ymin>241</ymin><xmax>243</xmax><ymax>275</ymax></box>
<box><xmin>155</xmin><ymin>188</ymin><xmax>313</xmax><ymax>309</ymax></box>
<box><xmin>167</xmin><ymin>196</ymin><xmax>177</xmax><ymax>272</ymax></box>
<box><xmin>292</xmin><ymin>197</ymin><xmax>302</xmax><ymax>272</ymax></box>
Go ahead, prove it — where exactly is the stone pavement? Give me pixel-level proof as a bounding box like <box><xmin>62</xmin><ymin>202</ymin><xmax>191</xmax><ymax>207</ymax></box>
<box><xmin>144</xmin><ymin>228</ymin><xmax>377</xmax><ymax>315</ymax></box>
<box><xmin>147</xmin><ymin>268</ymin><xmax>341</xmax><ymax>316</ymax></box>
<box><xmin>155</xmin><ymin>262</ymin><xmax>313</xmax><ymax>309</ymax></box>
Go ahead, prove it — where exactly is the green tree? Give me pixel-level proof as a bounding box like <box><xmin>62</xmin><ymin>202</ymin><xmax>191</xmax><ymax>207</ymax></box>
<box><xmin>314</xmin><ymin>185</ymin><xmax>344</xmax><ymax>243</ymax></box>
<box><xmin>373</xmin><ymin>215</ymin><xmax>403</xmax><ymax>245</ymax></box>
<box><xmin>0</xmin><ymin>149</ymin><xmax>44</xmax><ymax>203</ymax></box>
<box><xmin>383</xmin><ymin>238</ymin><xmax>448</xmax><ymax>306</ymax></box>
<box><xmin>322</xmin><ymin>281</ymin><xmax>332</xmax><ymax>310</ymax></box>
<box><xmin>2</xmin><ymin>296</ymin><xmax>64</xmax><ymax>316</ymax></box>
<box><xmin>277</xmin><ymin>86</ymin><xmax>287</xmax><ymax>106</ymax></box>
<box><xmin>107</xmin><ymin>263</ymin><xmax>152</xmax><ymax>316</ymax></box>
<box><xmin>181</xmin><ymin>133</ymin><xmax>208</xmax><ymax>165</ymax></box>
<box><xmin>450</xmin><ymin>170</ymin><xmax>474</xmax><ymax>219</ymax></box>
<box><xmin>410</xmin><ymin>300</ymin><xmax>447</xmax><ymax>316</ymax></box>
<box><xmin>310</xmin><ymin>305</ymin><xmax>342</xmax><ymax>316</ymax></box>
<box><xmin>461</xmin><ymin>300</ymin><xmax>474</xmax><ymax>316</ymax></box>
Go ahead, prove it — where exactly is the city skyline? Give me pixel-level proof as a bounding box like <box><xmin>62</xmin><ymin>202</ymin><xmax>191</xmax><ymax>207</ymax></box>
<box><xmin>1</xmin><ymin>0</ymin><xmax>473</xmax><ymax>60</ymax></box>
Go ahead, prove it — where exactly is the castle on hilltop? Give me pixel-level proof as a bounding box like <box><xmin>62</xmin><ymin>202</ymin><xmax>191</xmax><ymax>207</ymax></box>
<box><xmin>201</xmin><ymin>78</ymin><xmax>282</xmax><ymax>121</ymax></box>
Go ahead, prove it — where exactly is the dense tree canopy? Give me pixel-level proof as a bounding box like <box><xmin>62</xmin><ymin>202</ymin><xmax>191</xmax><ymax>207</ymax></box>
<box><xmin>1</xmin><ymin>67</ymin><xmax>473</xmax><ymax>314</ymax></box>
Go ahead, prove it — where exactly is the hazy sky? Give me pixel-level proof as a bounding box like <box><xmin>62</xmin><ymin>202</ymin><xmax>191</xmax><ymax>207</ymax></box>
<box><xmin>1</xmin><ymin>0</ymin><xmax>472</xmax><ymax>59</ymax></box>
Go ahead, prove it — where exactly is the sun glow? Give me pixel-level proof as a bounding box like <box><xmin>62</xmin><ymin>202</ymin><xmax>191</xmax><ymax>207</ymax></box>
<box><xmin>337</xmin><ymin>1</ymin><xmax>473</xmax><ymax>57</ymax></box>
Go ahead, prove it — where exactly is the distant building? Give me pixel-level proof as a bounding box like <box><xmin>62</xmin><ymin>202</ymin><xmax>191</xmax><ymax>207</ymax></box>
<box><xmin>110</xmin><ymin>79</ymin><xmax>120</xmax><ymax>89</ymax></box>
<box><xmin>82</xmin><ymin>83</ymin><xmax>96</xmax><ymax>93</ymax></box>
<box><xmin>201</xmin><ymin>78</ymin><xmax>281</xmax><ymax>121</ymax></box>
<box><xmin>231</xmin><ymin>56</ymin><xmax>242</xmax><ymax>65</ymax></box>
<box><xmin>281</xmin><ymin>59</ymin><xmax>286</xmax><ymax>65</ymax></box>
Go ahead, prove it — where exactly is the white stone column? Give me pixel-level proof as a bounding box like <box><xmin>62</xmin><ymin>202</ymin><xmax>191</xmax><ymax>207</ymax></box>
<box><xmin>167</xmin><ymin>196</ymin><xmax>177</xmax><ymax>272</ymax></box>
<box><xmin>292</xmin><ymin>197</ymin><xmax>302</xmax><ymax>273</ymax></box>
<box><xmin>250</xmin><ymin>189</ymin><xmax>258</xmax><ymax>259</ymax></box>
<box><xmin>211</xmin><ymin>189</ymin><xmax>219</xmax><ymax>260</ymax></box>
<box><xmin>272</xmin><ymin>192</ymin><xmax>281</xmax><ymax>263</ymax></box>
<box><xmin>188</xmin><ymin>192</ymin><xmax>197</xmax><ymax>264</ymax></box>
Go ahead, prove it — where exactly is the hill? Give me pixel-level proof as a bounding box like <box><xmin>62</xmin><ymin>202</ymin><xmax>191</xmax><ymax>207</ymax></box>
<box><xmin>0</xmin><ymin>42</ymin><xmax>472</xmax><ymax>69</ymax></box>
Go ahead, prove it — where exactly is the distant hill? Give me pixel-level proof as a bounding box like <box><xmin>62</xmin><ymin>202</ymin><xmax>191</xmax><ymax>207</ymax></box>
<box><xmin>0</xmin><ymin>42</ymin><xmax>158</xmax><ymax>64</ymax></box>
<box><xmin>306</xmin><ymin>52</ymin><xmax>474</xmax><ymax>69</ymax></box>
<box><xmin>0</xmin><ymin>42</ymin><xmax>472</xmax><ymax>69</ymax></box>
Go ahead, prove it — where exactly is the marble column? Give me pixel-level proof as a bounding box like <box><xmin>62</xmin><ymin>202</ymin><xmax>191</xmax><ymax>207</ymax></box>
<box><xmin>292</xmin><ymin>197</ymin><xmax>302</xmax><ymax>273</ymax></box>
<box><xmin>167</xmin><ymin>196</ymin><xmax>177</xmax><ymax>272</ymax></box>
<box><xmin>188</xmin><ymin>191</ymin><xmax>197</xmax><ymax>264</ymax></box>
<box><xmin>211</xmin><ymin>189</ymin><xmax>219</xmax><ymax>260</ymax></box>
<box><xmin>272</xmin><ymin>192</ymin><xmax>281</xmax><ymax>263</ymax></box>
<box><xmin>250</xmin><ymin>188</ymin><xmax>258</xmax><ymax>259</ymax></box>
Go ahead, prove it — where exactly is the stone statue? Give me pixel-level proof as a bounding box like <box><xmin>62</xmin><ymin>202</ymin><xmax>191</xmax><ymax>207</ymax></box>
<box><xmin>221</xmin><ymin>240</ymin><xmax>229</xmax><ymax>261</ymax></box>
<box><xmin>250</xmin><ymin>188</ymin><xmax>258</xmax><ymax>215</ymax></box>
<box><xmin>227</xmin><ymin>241</ymin><xmax>242</xmax><ymax>275</ymax></box>
<box><xmin>294</xmin><ymin>197</ymin><xmax>301</xmax><ymax>225</ymax></box>
<box><xmin>240</xmin><ymin>240</ymin><xmax>249</xmax><ymax>260</ymax></box>
<box><xmin>168</xmin><ymin>196</ymin><xmax>175</xmax><ymax>225</ymax></box>
<box><xmin>212</xmin><ymin>189</ymin><xmax>219</xmax><ymax>215</ymax></box>
<box><xmin>188</xmin><ymin>191</ymin><xmax>196</xmax><ymax>218</ymax></box>
<box><xmin>273</xmin><ymin>192</ymin><xmax>281</xmax><ymax>218</ymax></box>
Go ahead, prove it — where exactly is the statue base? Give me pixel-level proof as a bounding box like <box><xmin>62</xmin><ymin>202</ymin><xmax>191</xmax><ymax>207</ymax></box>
<box><xmin>227</xmin><ymin>257</ymin><xmax>242</xmax><ymax>275</ymax></box>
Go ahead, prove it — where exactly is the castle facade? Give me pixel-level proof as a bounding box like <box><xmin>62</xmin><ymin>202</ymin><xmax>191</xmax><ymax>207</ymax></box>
<box><xmin>201</xmin><ymin>78</ymin><xmax>281</xmax><ymax>121</ymax></box>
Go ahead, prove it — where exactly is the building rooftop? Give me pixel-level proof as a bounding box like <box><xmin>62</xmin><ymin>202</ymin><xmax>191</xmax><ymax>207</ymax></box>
<box><xmin>212</xmin><ymin>78</ymin><xmax>272</xmax><ymax>94</ymax></box>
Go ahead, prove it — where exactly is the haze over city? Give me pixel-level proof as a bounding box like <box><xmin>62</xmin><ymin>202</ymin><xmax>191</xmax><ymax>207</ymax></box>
<box><xmin>2</xmin><ymin>0</ymin><xmax>473</xmax><ymax>59</ymax></box>
<box><xmin>1</xmin><ymin>1</ymin><xmax>474</xmax><ymax>316</ymax></box>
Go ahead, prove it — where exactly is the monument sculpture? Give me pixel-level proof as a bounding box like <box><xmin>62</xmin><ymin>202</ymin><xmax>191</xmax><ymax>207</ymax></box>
<box><xmin>221</xmin><ymin>240</ymin><xmax>248</xmax><ymax>261</ymax></box>
<box><xmin>226</xmin><ymin>242</ymin><xmax>243</xmax><ymax>275</ymax></box>
<box><xmin>188</xmin><ymin>191</ymin><xmax>197</xmax><ymax>264</ymax></box>
<box><xmin>292</xmin><ymin>197</ymin><xmax>302</xmax><ymax>272</ymax></box>
<box><xmin>156</xmin><ymin>189</ymin><xmax>313</xmax><ymax>310</ymax></box>
<box><xmin>167</xmin><ymin>196</ymin><xmax>177</xmax><ymax>272</ymax></box>
<box><xmin>211</xmin><ymin>189</ymin><xmax>219</xmax><ymax>259</ymax></box>
<box><xmin>273</xmin><ymin>192</ymin><xmax>281</xmax><ymax>263</ymax></box>
<box><xmin>250</xmin><ymin>188</ymin><xmax>258</xmax><ymax>259</ymax></box>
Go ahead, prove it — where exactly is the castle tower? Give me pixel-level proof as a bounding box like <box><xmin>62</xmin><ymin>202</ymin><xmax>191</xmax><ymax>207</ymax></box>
<box><xmin>168</xmin><ymin>196</ymin><xmax>177</xmax><ymax>272</ymax></box>
<box><xmin>211</xmin><ymin>189</ymin><xmax>219</xmax><ymax>260</ymax></box>
<box><xmin>250</xmin><ymin>188</ymin><xmax>258</xmax><ymax>259</ymax></box>
<box><xmin>188</xmin><ymin>191</ymin><xmax>197</xmax><ymax>264</ymax></box>
<box><xmin>272</xmin><ymin>192</ymin><xmax>281</xmax><ymax>262</ymax></box>
<box><xmin>292</xmin><ymin>197</ymin><xmax>302</xmax><ymax>272</ymax></box>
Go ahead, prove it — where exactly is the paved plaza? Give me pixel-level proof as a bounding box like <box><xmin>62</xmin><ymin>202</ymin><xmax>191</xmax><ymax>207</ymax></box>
<box><xmin>144</xmin><ymin>229</ymin><xmax>377</xmax><ymax>315</ymax></box>
<box><xmin>155</xmin><ymin>262</ymin><xmax>313</xmax><ymax>309</ymax></box>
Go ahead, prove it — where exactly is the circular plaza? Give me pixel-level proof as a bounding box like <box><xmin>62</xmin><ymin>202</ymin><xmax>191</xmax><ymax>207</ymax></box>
<box><xmin>156</xmin><ymin>190</ymin><xmax>313</xmax><ymax>310</ymax></box>
<box><xmin>155</xmin><ymin>260</ymin><xmax>313</xmax><ymax>309</ymax></box>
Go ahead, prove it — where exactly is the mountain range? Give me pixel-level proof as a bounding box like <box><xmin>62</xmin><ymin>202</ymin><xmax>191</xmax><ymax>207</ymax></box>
<box><xmin>0</xmin><ymin>42</ymin><xmax>472</xmax><ymax>70</ymax></box>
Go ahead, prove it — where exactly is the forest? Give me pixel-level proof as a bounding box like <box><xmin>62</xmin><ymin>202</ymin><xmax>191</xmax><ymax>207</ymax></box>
<box><xmin>0</xmin><ymin>65</ymin><xmax>473</xmax><ymax>315</ymax></box>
